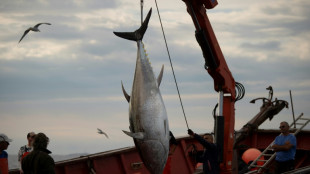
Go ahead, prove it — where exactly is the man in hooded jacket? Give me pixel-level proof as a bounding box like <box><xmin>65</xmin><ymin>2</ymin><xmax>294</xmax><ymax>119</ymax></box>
<box><xmin>22</xmin><ymin>133</ymin><xmax>55</xmax><ymax>174</ymax></box>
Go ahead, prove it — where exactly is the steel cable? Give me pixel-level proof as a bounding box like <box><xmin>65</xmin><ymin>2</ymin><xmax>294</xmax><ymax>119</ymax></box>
<box><xmin>154</xmin><ymin>0</ymin><xmax>190</xmax><ymax>129</ymax></box>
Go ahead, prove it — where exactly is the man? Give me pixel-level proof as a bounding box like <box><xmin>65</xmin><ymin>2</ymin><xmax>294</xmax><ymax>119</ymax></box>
<box><xmin>271</xmin><ymin>121</ymin><xmax>296</xmax><ymax>174</ymax></box>
<box><xmin>0</xmin><ymin>133</ymin><xmax>12</xmax><ymax>174</ymax></box>
<box><xmin>22</xmin><ymin>133</ymin><xmax>55</xmax><ymax>174</ymax></box>
<box><xmin>188</xmin><ymin>129</ymin><xmax>219</xmax><ymax>174</ymax></box>
<box><xmin>18</xmin><ymin>132</ymin><xmax>35</xmax><ymax>174</ymax></box>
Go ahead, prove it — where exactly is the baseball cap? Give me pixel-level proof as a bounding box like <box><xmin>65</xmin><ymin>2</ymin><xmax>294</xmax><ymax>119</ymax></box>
<box><xmin>0</xmin><ymin>133</ymin><xmax>13</xmax><ymax>143</ymax></box>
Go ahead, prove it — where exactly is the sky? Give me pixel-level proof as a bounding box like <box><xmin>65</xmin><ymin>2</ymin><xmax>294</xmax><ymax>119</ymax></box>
<box><xmin>0</xmin><ymin>0</ymin><xmax>309</xmax><ymax>157</ymax></box>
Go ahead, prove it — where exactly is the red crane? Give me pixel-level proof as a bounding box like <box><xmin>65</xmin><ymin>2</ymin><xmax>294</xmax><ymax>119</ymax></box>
<box><xmin>181</xmin><ymin>0</ymin><xmax>238</xmax><ymax>173</ymax></box>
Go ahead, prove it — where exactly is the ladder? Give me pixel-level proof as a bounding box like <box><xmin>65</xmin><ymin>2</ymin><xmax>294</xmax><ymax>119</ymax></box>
<box><xmin>245</xmin><ymin>113</ymin><xmax>309</xmax><ymax>174</ymax></box>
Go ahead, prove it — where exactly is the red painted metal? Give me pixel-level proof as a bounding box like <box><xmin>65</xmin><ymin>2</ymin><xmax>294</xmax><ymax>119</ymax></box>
<box><xmin>52</xmin><ymin>138</ymin><xmax>201</xmax><ymax>174</ymax></box>
<box><xmin>181</xmin><ymin>0</ymin><xmax>235</xmax><ymax>97</ymax></box>
<box><xmin>238</xmin><ymin>130</ymin><xmax>310</xmax><ymax>151</ymax></box>
<box><xmin>295</xmin><ymin>153</ymin><xmax>308</xmax><ymax>169</ymax></box>
<box><xmin>221</xmin><ymin>96</ymin><xmax>235</xmax><ymax>173</ymax></box>
<box><xmin>8</xmin><ymin>130</ymin><xmax>310</xmax><ymax>174</ymax></box>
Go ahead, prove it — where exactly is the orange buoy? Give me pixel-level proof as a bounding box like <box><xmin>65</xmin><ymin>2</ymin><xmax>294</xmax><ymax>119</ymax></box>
<box><xmin>242</xmin><ymin>148</ymin><xmax>264</xmax><ymax>167</ymax></box>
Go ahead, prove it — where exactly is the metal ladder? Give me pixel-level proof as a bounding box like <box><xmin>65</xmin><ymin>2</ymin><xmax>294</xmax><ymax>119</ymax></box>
<box><xmin>245</xmin><ymin>113</ymin><xmax>309</xmax><ymax>174</ymax></box>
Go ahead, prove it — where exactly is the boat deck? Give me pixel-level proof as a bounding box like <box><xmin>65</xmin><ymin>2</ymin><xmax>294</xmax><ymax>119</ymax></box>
<box><xmin>9</xmin><ymin>129</ymin><xmax>310</xmax><ymax>174</ymax></box>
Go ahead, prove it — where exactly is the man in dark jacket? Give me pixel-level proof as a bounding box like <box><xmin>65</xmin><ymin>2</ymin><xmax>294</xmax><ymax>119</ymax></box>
<box><xmin>188</xmin><ymin>129</ymin><xmax>219</xmax><ymax>174</ymax></box>
<box><xmin>22</xmin><ymin>133</ymin><xmax>55</xmax><ymax>174</ymax></box>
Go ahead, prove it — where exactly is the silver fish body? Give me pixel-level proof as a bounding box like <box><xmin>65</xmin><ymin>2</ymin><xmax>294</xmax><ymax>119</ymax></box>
<box><xmin>114</xmin><ymin>9</ymin><xmax>170</xmax><ymax>174</ymax></box>
<box><xmin>130</xmin><ymin>41</ymin><xmax>169</xmax><ymax>174</ymax></box>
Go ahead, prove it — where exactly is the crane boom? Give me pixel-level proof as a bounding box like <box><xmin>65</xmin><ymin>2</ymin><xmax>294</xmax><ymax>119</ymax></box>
<box><xmin>181</xmin><ymin>0</ymin><xmax>236</xmax><ymax>173</ymax></box>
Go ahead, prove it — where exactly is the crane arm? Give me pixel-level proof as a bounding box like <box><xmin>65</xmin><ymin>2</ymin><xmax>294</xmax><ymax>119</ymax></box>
<box><xmin>181</xmin><ymin>0</ymin><xmax>236</xmax><ymax>173</ymax></box>
<box><xmin>182</xmin><ymin>0</ymin><xmax>235</xmax><ymax>97</ymax></box>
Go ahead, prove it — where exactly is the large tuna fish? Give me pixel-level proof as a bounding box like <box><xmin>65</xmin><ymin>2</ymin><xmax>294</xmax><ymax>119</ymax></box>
<box><xmin>113</xmin><ymin>8</ymin><xmax>170</xmax><ymax>174</ymax></box>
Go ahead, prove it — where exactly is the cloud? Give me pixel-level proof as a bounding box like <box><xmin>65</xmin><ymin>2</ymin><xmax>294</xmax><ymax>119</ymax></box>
<box><xmin>240</xmin><ymin>41</ymin><xmax>281</xmax><ymax>51</ymax></box>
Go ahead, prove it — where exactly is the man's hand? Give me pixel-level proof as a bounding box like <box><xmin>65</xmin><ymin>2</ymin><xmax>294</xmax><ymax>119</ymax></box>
<box><xmin>188</xmin><ymin>129</ymin><xmax>194</xmax><ymax>136</ymax></box>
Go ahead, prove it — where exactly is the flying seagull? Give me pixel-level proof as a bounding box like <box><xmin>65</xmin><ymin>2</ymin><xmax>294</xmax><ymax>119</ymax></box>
<box><xmin>97</xmin><ymin>128</ymin><xmax>109</xmax><ymax>139</ymax></box>
<box><xmin>18</xmin><ymin>23</ymin><xmax>51</xmax><ymax>43</ymax></box>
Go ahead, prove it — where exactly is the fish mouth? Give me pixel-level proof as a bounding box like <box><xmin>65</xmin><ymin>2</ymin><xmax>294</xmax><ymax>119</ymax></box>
<box><xmin>139</xmin><ymin>140</ymin><xmax>168</xmax><ymax>173</ymax></box>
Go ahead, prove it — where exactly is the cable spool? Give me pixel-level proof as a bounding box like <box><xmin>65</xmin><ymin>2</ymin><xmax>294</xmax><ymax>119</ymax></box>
<box><xmin>212</xmin><ymin>82</ymin><xmax>244</xmax><ymax>118</ymax></box>
<box><xmin>235</xmin><ymin>82</ymin><xmax>245</xmax><ymax>102</ymax></box>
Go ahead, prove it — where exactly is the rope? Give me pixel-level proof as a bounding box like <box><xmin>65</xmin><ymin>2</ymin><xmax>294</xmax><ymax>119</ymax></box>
<box><xmin>154</xmin><ymin>0</ymin><xmax>189</xmax><ymax>129</ymax></box>
<box><xmin>140</xmin><ymin>0</ymin><xmax>143</xmax><ymax>25</ymax></box>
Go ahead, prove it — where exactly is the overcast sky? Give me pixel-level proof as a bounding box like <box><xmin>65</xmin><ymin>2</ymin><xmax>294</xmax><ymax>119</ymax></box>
<box><xmin>1</xmin><ymin>0</ymin><xmax>309</xmax><ymax>157</ymax></box>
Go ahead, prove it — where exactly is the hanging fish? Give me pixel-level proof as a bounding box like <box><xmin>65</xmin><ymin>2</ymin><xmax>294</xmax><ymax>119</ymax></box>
<box><xmin>114</xmin><ymin>8</ymin><xmax>170</xmax><ymax>174</ymax></box>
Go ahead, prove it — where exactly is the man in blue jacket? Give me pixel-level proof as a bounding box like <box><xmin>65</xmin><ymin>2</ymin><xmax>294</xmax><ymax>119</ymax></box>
<box><xmin>271</xmin><ymin>121</ymin><xmax>296</xmax><ymax>174</ymax></box>
<box><xmin>188</xmin><ymin>129</ymin><xmax>219</xmax><ymax>174</ymax></box>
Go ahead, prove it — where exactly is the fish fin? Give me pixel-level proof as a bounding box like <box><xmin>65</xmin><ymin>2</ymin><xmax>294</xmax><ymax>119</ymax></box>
<box><xmin>121</xmin><ymin>81</ymin><xmax>130</xmax><ymax>102</ymax></box>
<box><xmin>113</xmin><ymin>8</ymin><xmax>152</xmax><ymax>41</ymax></box>
<box><xmin>157</xmin><ymin>64</ymin><xmax>164</xmax><ymax>87</ymax></box>
<box><xmin>122</xmin><ymin>130</ymin><xmax>145</xmax><ymax>140</ymax></box>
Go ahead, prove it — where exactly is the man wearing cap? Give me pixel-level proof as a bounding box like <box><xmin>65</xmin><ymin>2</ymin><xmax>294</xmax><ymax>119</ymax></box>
<box><xmin>18</xmin><ymin>132</ymin><xmax>35</xmax><ymax>174</ymax></box>
<box><xmin>0</xmin><ymin>133</ymin><xmax>12</xmax><ymax>174</ymax></box>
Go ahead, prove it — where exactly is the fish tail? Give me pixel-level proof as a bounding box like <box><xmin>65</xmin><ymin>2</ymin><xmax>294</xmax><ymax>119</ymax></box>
<box><xmin>113</xmin><ymin>8</ymin><xmax>152</xmax><ymax>41</ymax></box>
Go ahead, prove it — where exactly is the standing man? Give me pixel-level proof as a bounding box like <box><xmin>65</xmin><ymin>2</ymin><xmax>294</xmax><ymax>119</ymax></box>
<box><xmin>188</xmin><ymin>129</ymin><xmax>219</xmax><ymax>174</ymax></box>
<box><xmin>0</xmin><ymin>133</ymin><xmax>12</xmax><ymax>174</ymax></box>
<box><xmin>271</xmin><ymin>121</ymin><xmax>296</xmax><ymax>174</ymax></box>
<box><xmin>22</xmin><ymin>133</ymin><xmax>55</xmax><ymax>174</ymax></box>
<box><xmin>18</xmin><ymin>132</ymin><xmax>35</xmax><ymax>174</ymax></box>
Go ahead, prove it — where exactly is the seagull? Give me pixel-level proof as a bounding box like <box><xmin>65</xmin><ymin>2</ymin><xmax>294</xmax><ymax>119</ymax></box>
<box><xmin>97</xmin><ymin>128</ymin><xmax>109</xmax><ymax>139</ymax></box>
<box><xmin>18</xmin><ymin>23</ymin><xmax>51</xmax><ymax>43</ymax></box>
